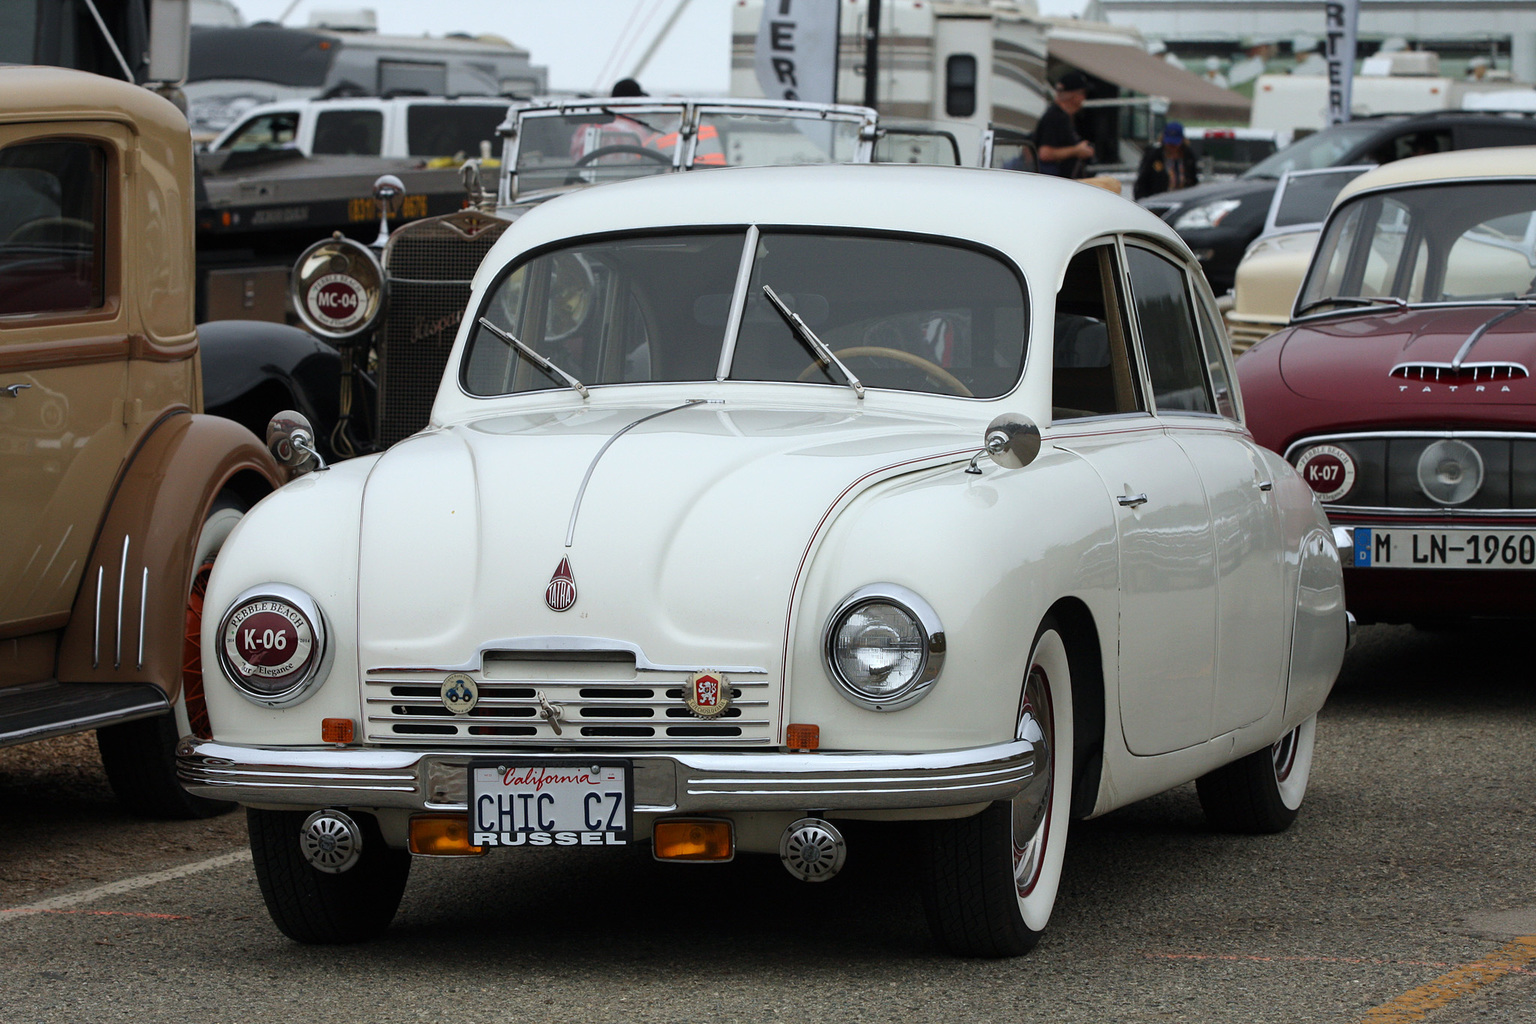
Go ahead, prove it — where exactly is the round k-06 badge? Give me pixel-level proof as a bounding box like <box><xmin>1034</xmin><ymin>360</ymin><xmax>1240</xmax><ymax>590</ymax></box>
<box><xmin>441</xmin><ymin>673</ymin><xmax>479</xmax><ymax>715</ymax></box>
<box><xmin>221</xmin><ymin>600</ymin><xmax>316</xmax><ymax>684</ymax></box>
<box><xmin>685</xmin><ymin>671</ymin><xmax>732</xmax><ymax>719</ymax></box>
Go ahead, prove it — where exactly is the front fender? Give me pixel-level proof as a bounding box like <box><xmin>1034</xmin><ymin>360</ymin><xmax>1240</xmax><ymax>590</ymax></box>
<box><xmin>199</xmin><ymin>320</ymin><xmax>346</xmax><ymax>456</ymax></box>
<box><xmin>787</xmin><ymin>445</ymin><xmax>1119</xmax><ymax>752</ymax></box>
<box><xmin>57</xmin><ymin>412</ymin><xmax>283</xmax><ymax>698</ymax></box>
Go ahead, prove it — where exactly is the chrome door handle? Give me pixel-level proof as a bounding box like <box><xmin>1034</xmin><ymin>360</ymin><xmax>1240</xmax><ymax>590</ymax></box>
<box><xmin>3</xmin><ymin>383</ymin><xmax>32</xmax><ymax>397</ymax></box>
<box><xmin>1258</xmin><ymin>480</ymin><xmax>1274</xmax><ymax>492</ymax></box>
<box><xmin>1117</xmin><ymin>492</ymin><xmax>1149</xmax><ymax>508</ymax></box>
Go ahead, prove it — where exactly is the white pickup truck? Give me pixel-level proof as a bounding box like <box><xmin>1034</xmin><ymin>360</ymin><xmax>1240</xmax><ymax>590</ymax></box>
<box><xmin>206</xmin><ymin>96</ymin><xmax>513</xmax><ymax>163</ymax></box>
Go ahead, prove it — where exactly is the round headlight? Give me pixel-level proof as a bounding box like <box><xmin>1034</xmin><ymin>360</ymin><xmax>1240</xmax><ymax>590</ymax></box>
<box><xmin>1416</xmin><ymin>439</ymin><xmax>1483</xmax><ymax>506</ymax></box>
<box><xmin>217</xmin><ymin>585</ymin><xmax>330</xmax><ymax>708</ymax></box>
<box><xmin>823</xmin><ymin>585</ymin><xmax>945</xmax><ymax>711</ymax></box>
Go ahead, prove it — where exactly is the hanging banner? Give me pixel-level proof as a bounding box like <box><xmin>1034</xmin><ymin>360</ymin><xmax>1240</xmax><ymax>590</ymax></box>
<box><xmin>1325</xmin><ymin>0</ymin><xmax>1360</xmax><ymax>124</ymax></box>
<box><xmin>755</xmin><ymin>0</ymin><xmax>841</xmax><ymax>105</ymax></box>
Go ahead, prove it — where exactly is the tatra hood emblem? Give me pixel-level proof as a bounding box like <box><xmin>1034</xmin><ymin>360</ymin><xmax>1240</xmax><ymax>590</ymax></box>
<box><xmin>685</xmin><ymin>671</ymin><xmax>732</xmax><ymax>719</ymax></box>
<box><xmin>545</xmin><ymin>557</ymin><xmax>577</xmax><ymax>612</ymax></box>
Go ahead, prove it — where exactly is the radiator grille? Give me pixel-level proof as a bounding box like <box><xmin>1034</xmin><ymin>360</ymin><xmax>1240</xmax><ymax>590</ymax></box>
<box><xmin>364</xmin><ymin>672</ymin><xmax>774</xmax><ymax>746</ymax></box>
<box><xmin>378</xmin><ymin>210</ymin><xmax>510</xmax><ymax>447</ymax></box>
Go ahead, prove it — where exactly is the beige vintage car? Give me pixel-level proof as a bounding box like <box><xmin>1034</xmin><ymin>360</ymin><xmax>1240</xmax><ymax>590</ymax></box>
<box><xmin>0</xmin><ymin>67</ymin><xmax>283</xmax><ymax>816</ymax></box>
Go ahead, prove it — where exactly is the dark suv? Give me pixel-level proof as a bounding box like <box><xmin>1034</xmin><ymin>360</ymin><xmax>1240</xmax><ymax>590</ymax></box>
<box><xmin>1140</xmin><ymin>111</ymin><xmax>1536</xmax><ymax>294</ymax></box>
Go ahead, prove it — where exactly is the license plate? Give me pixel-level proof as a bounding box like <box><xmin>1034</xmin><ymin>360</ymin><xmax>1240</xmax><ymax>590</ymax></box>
<box><xmin>469</xmin><ymin>762</ymin><xmax>631</xmax><ymax>848</ymax></box>
<box><xmin>1352</xmin><ymin>528</ymin><xmax>1536</xmax><ymax>569</ymax></box>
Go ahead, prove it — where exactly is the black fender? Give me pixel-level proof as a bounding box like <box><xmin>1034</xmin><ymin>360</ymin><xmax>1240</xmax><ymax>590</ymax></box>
<box><xmin>199</xmin><ymin>319</ymin><xmax>350</xmax><ymax>457</ymax></box>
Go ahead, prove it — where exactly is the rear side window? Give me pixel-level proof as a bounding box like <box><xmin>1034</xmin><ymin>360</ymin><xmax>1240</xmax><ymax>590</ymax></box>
<box><xmin>406</xmin><ymin>105</ymin><xmax>507</xmax><ymax>158</ymax></box>
<box><xmin>313</xmin><ymin>110</ymin><xmax>384</xmax><ymax>156</ymax></box>
<box><xmin>0</xmin><ymin>140</ymin><xmax>106</xmax><ymax>316</ymax></box>
<box><xmin>1125</xmin><ymin>246</ymin><xmax>1214</xmax><ymax>415</ymax></box>
<box><xmin>1457</xmin><ymin>122</ymin><xmax>1536</xmax><ymax>150</ymax></box>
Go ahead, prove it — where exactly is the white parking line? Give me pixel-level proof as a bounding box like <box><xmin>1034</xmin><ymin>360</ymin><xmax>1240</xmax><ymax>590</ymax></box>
<box><xmin>0</xmin><ymin>848</ymin><xmax>251</xmax><ymax>924</ymax></box>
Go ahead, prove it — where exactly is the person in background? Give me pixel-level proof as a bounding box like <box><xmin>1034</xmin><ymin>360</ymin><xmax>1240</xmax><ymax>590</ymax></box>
<box><xmin>1036</xmin><ymin>71</ymin><xmax>1094</xmax><ymax>178</ymax></box>
<box><xmin>1133</xmin><ymin>121</ymin><xmax>1199</xmax><ymax>200</ymax></box>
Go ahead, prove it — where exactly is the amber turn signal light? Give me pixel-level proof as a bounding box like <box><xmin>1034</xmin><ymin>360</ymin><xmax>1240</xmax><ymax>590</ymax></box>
<box><xmin>409</xmin><ymin>815</ymin><xmax>486</xmax><ymax>856</ymax></box>
<box><xmin>653</xmin><ymin>819</ymin><xmax>734</xmax><ymax>862</ymax></box>
<box><xmin>321</xmin><ymin>718</ymin><xmax>354</xmax><ymax>744</ymax></box>
<box><xmin>786</xmin><ymin>723</ymin><xmax>819</xmax><ymax>751</ymax></box>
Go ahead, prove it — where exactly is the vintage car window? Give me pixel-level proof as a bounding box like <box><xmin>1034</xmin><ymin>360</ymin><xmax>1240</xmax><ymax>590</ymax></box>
<box><xmin>406</xmin><ymin>104</ymin><xmax>507</xmax><ymax>158</ymax></box>
<box><xmin>1299</xmin><ymin>182</ymin><xmax>1536</xmax><ymax>312</ymax></box>
<box><xmin>1124</xmin><ymin>246</ymin><xmax>1215</xmax><ymax>415</ymax></box>
<box><xmin>730</xmin><ymin>231</ymin><xmax>1027</xmax><ymax>398</ymax></box>
<box><xmin>312</xmin><ymin>110</ymin><xmax>384</xmax><ymax>156</ymax></box>
<box><xmin>1192</xmin><ymin>295</ymin><xmax>1240</xmax><ymax>421</ymax></box>
<box><xmin>221</xmin><ymin>112</ymin><xmax>301</xmax><ymax>152</ymax></box>
<box><xmin>462</xmin><ymin>231</ymin><xmax>747</xmax><ymax>396</ymax></box>
<box><xmin>0</xmin><ymin>139</ymin><xmax>105</xmax><ymax>317</ymax></box>
<box><xmin>696</xmin><ymin>111</ymin><xmax>864</xmax><ymax>167</ymax></box>
<box><xmin>1243</xmin><ymin>122</ymin><xmax>1377</xmax><ymax>179</ymax></box>
<box><xmin>1052</xmin><ymin>245</ymin><xmax>1144</xmax><ymax>419</ymax></box>
<box><xmin>514</xmin><ymin>108</ymin><xmax>684</xmax><ymax>193</ymax></box>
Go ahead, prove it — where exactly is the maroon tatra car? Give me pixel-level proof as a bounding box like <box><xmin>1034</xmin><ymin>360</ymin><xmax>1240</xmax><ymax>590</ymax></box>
<box><xmin>1237</xmin><ymin>148</ymin><xmax>1536</xmax><ymax>624</ymax></box>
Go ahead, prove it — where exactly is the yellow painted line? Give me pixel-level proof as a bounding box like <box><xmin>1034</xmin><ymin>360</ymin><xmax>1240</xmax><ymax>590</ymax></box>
<box><xmin>1355</xmin><ymin>936</ymin><xmax>1536</xmax><ymax>1024</ymax></box>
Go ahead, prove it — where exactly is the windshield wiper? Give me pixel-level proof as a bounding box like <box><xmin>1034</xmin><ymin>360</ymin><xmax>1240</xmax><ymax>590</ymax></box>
<box><xmin>760</xmin><ymin>285</ymin><xmax>864</xmax><ymax>399</ymax></box>
<box><xmin>1294</xmin><ymin>295</ymin><xmax>1411</xmax><ymax>317</ymax></box>
<box><xmin>476</xmin><ymin>317</ymin><xmax>589</xmax><ymax>398</ymax></box>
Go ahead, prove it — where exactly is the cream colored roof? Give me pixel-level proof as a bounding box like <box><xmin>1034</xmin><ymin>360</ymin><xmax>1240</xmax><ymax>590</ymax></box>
<box><xmin>1336</xmin><ymin>145</ymin><xmax>1536</xmax><ymax>204</ymax></box>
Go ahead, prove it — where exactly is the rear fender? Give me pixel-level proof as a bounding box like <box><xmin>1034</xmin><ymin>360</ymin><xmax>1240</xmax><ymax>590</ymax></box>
<box><xmin>57</xmin><ymin>413</ymin><xmax>283</xmax><ymax>698</ymax></box>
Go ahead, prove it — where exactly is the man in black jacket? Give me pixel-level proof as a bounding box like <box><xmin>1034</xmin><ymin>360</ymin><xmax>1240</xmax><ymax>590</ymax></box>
<box><xmin>1036</xmin><ymin>71</ymin><xmax>1094</xmax><ymax>178</ymax></box>
<box><xmin>1134</xmin><ymin>121</ymin><xmax>1199</xmax><ymax>200</ymax></box>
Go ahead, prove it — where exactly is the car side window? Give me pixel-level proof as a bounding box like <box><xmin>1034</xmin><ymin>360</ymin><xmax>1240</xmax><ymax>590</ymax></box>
<box><xmin>0</xmin><ymin>139</ymin><xmax>105</xmax><ymax>317</ymax></box>
<box><xmin>1192</xmin><ymin>295</ymin><xmax>1239</xmax><ymax>421</ymax></box>
<box><xmin>223</xmin><ymin>112</ymin><xmax>300</xmax><ymax>152</ymax></box>
<box><xmin>1456</xmin><ymin>123</ymin><xmax>1536</xmax><ymax>149</ymax></box>
<box><xmin>1124</xmin><ymin>246</ymin><xmax>1215</xmax><ymax>415</ymax></box>
<box><xmin>1370</xmin><ymin>129</ymin><xmax>1450</xmax><ymax>164</ymax></box>
<box><xmin>313</xmin><ymin>110</ymin><xmax>384</xmax><ymax>156</ymax></box>
<box><xmin>1052</xmin><ymin>244</ymin><xmax>1144</xmax><ymax>418</ymax></box>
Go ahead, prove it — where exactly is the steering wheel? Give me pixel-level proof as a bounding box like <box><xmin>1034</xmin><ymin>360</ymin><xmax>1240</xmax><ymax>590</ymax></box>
<box><xmin>565</xmin><ymin>145</ymin><xmax>672</xmax><ymax>184</ymax></box>
<box><xmin>4</xmin><ymin>217</ymin><xmax>94</xmax><ymax>246</ymax></box>
<box><xmin>797</xmin><ymin>345</ymin><xmax>974</xmax><ymax>397</ymax></box>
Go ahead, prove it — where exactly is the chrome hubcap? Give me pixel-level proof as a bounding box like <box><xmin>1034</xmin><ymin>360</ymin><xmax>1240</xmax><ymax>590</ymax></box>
<box><xmin>1012</xmin><ymin>664</ymin><xmax>1053</xmax><ymax>899</ymax></box>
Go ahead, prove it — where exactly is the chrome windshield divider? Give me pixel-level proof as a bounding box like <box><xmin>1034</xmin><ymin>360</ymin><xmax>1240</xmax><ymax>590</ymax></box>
<box><xmin>716</xmin><ymin>226</ymin><xmax>759</xmax><ymax>381</ymax></box>
<box><xmin>565</xmin><ymin>400</ymin><xmax>705</xmax><ymax>548</ymax></box>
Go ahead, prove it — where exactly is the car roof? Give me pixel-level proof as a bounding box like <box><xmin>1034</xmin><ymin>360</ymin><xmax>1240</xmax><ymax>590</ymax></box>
<box><xmin>484</xmin><ymin>162</ymin><xmax>1185</xmax><ymax>290</ymax></box>
<box><xmin>1335</xmin><ymin>145</ymin><xmax>1536</xmax><ymax>203</ymax></box>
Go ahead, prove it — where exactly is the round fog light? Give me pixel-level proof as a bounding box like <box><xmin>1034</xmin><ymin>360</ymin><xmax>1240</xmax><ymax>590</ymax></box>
<box><xmin>1416</xmin><ymin>439</ymin><xmax>1483</xmax><ymax>506</ymax></box>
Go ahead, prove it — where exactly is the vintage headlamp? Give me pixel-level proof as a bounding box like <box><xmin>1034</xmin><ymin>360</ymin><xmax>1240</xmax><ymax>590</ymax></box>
<box><xmin>823</xmin><ymin>585</ymin><xmax>945</xmax><ymax>711</ymax></box>
<box><xmin>1416</xmin><ymin>439</ymin><xmax>1483</xmax><ymax>506</ymax></box>
<box><xmin>217</xmin><ymin>584</ymin><xmax>331</xmax><ymax>708</ymax></box>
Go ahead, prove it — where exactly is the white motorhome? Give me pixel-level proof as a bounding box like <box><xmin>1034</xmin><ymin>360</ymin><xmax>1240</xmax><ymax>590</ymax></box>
<box><xmin>730</xmin><ymin>0</ymin><xmax>1249</xmax><ymax>172</ymax></box>
<box><xmin>1250</xmin><ymin>51</ymin><xmax>1512</xmax><ymax>134</ymax></box>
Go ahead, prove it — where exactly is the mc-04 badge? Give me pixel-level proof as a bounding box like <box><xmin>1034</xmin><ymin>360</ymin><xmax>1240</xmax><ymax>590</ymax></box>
<box><xmin>545</xmin><ymin>557</ymin><xmax>577</xmax><ymax>612</ymax></box>
<box><xmin>685</xmin><ymin>671</ymin><xmax>732</xmax><ymax>718</ymax></box>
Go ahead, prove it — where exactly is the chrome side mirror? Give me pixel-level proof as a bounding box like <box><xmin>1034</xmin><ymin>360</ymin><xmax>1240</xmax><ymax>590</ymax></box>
<box><xmin>371</xmin><ymin>173</ymin><xmax>406</xmax><ymax>248</ymax></box>
<box><xmin>967</xmin><ymin>413</ymin><xmax>1041</xmax><ymax>474</ymax></box>
<box><xmin>267</xmin><ymin>410</ymin><xmax>327</xmax><ymax>476</ymax></box>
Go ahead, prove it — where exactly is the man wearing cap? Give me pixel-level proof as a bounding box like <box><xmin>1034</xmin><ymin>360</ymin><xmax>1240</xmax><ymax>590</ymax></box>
<box><xmin>1036</xmin><ymin>71</ymin><xmax>1095</xmax><ymax>178</ymax></box>
<box><xmin>1133</xmin><ymin>121</ymin><xmax>1199</xmax><ymax>200</ymax></box>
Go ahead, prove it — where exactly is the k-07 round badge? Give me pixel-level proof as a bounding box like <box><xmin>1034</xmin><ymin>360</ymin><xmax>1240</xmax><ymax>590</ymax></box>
<box><xmin>685</xmin><ymin>671</ymin><xmax>732</xmax><ymax>718</ymax></box>
<box><xmin>1296</xmin><ymin>443</ymin><xmax>1357</xmax><ymax>503</ymax></box>
<box><xmin>441</xmin><ymin>673</ymin><xmax>479</xmax><ymax>715</ymax></box>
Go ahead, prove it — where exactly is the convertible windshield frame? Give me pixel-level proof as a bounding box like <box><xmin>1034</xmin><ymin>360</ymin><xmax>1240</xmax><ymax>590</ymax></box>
<box><xmin>1294</xmin><ymin>177</ymin><xmax>1536</xmax><ymax>322</ymax></box>
<box><xmin>459</xmin><ymin>224</ymin><xmax>1030</xmax><ymax>402</ymax></box>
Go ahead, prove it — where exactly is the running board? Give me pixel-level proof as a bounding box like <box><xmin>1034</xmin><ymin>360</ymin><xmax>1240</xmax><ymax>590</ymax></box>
<box><xmin>0</xmin><ymin>680</ymin><xmax>170</xmax><ymax>748</ymax></box>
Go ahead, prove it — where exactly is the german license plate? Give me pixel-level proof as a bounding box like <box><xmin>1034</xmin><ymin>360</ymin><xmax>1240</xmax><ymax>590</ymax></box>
<box><xmin>469</xmin><ymin>762</ymin><xmax>631</xmax><ymax>848</ymax></box>
<box><xmin>1352</xmin><ymin>528</ymin><xmax>1536</xmax><ymax>569</ymax></box>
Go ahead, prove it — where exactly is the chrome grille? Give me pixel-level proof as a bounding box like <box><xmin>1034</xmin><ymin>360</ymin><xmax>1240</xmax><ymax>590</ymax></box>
<box><xmin>378</xmin><ymin>210</ymin><xmax>510</xmax><ymax>447</ymax></box>
<box><xmin>364</xmin><ymin>671</ymin><xmax>774</xmax><ymax>746</ymax></box>
<box><xmin>1286</xmin><ymin>430</ymin><xmax>1536</xmax><ymax>514</ymax></box>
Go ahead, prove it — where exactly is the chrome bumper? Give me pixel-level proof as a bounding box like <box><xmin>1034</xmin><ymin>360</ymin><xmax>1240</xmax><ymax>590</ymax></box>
<box><xmin>176</xmin><ymin>738</ymin><xmax>1039</xmax><ymax>815</ymax></box>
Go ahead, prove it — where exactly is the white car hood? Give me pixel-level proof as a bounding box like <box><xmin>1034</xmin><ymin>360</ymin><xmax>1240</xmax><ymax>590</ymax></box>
<box><xmin>355</xmin><ymin>400</ymin><xmax>973</xmax><ymax>675</ymax></box>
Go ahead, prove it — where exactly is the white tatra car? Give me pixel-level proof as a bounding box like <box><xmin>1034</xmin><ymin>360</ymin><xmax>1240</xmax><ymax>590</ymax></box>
<box><xmin>178</xmin><ymin>163</ymin><xmax>1348</xmax><ymax>957</ymax></box>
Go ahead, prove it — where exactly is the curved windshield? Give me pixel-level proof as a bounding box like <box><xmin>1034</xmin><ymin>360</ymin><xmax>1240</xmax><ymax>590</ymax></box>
<box><xmin>462</xmin><ymin>230</ymin><xmax>1028</xmax><ymax>399</ymax></box>
<box><xmin>1296</xmin><ymin>180</ymin><xmax>1536</xmax><ymax>315</ymax></box>
<box><xmin>1243</xmin><ymin>123</ymin><xmax>1377</xmax><ymax>179</ymax></box>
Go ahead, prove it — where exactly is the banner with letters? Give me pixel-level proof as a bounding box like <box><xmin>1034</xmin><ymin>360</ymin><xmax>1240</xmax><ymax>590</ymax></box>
<box><xmin>755</xmin><ymin>0</ymin><xmax>841</xmax><ymax>105</ymax></box>
<box><xmin>1325</xmin><ymin>0</ymin><xmax>1360</xmax><ymax>124</ymax></box>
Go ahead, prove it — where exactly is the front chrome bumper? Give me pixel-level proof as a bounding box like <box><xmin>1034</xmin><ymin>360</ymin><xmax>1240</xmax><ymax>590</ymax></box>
<box><xmin>176</xmin><ymin>738</ymin><xmax>1039</xmax><ymax>815</ymax></box>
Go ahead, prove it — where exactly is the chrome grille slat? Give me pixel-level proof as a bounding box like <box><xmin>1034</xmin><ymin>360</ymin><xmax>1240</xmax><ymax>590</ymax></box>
<box><xmin>363</xmin><ymin>671</ymin><xmax>774</xmax><ymax>746</ymax></box>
